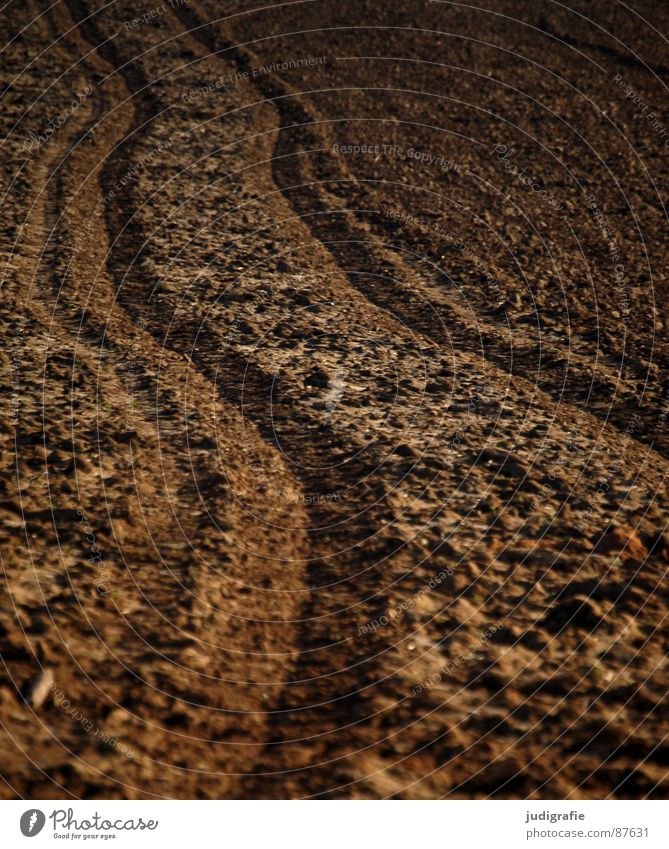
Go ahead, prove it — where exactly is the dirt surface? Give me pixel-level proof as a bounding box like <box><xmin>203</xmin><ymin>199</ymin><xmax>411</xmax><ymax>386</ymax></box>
<box><xmin>1</xmin><ymin>0</ymin><xmax>669</xmax><ymax>799</ymax></box>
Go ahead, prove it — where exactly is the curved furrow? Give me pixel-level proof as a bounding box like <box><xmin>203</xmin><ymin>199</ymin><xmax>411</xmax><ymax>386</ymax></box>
<box><xmin>169</xmin><ymin>3</ymin><xmax>669</xmax><ymax>799</ymax></box>
<box><xmin>0</xmin><ymin>0</ymin><xmax>311</xmax><ymax>798</ymax></box>
<box><xmin>69</xmin><ymin>1</ymin><xmax>432</xmax><ymax>796</ymax></box>
<box><xmin>61</xmin><ymin>0</ymin><xmax>415</xmax><ymax>796</ymax></box>
<box><xmin>172</xmin><ymin>6</ymin><xmax>669</xmax><ymax>464</ymax></box>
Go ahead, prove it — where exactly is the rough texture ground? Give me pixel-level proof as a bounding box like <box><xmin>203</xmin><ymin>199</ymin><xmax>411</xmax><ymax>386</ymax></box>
<box><xmin>0</xmin><ymin>0</ymin><xmax>668</xmax><ymax>799</ymax></box>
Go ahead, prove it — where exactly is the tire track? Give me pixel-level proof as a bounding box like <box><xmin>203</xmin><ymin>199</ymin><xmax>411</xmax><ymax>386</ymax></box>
<box><xmin>63</xmin><ymin>0</ymin><xmax>412</xmax><ymax>798</ymax></box>
<box><xmin>173</xmin><ymin>6</ymin><xmax>668</xmax><ymax>464</ymax></box>
<box><xmin>0</xmin><ymin>0</ymin><xmax>311</xmax><ymax>798</ymax></box>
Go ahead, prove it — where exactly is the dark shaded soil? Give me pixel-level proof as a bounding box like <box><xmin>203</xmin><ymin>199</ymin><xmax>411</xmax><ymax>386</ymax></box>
<box><xmin>1</xmin><ymin>0</ymin><xmax>668</xmax><ymax>799</ymax></box>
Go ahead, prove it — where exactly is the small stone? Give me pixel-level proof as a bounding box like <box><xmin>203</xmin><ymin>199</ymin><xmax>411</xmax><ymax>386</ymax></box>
<box><xmin>541</xmin><ymin>596</ymin><xmax>600</xmax><ymax>633</ymax></box>
<box><xmin>113</xmin><ymin>430</ymin><xmax>138</xmax><ymax>444</ymax></box>
<box><xmin>646</xmin><ymin>531</ymin><xmax>669</xmax><ymax>561</ymax></box>
<box><xmin>26</xmin><ymin>668</ymin><xmax>55</xmax><ymax>708</ymax></box>
<box><xmin>468</xmin><ymin>448</ymin><xmax>527</xmax><ymax>478</ymax></box>
<box><xmin>594</xmin><ymin>526</ymin><xmax>648</xmax><ymax>562</ymax></box>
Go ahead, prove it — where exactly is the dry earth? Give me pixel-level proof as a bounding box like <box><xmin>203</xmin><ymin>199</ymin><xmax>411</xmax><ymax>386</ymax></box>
<box><xmin>1</xmin><ymin>0</ymin><xmax>669</xmax><ymax>799</ymax></box>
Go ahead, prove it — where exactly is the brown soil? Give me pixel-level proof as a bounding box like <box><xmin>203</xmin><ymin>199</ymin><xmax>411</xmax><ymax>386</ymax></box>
<box><xmin>1</xmin><ymin>0</ymin><xmax>668</xmax><ymax>799</ymax></box>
